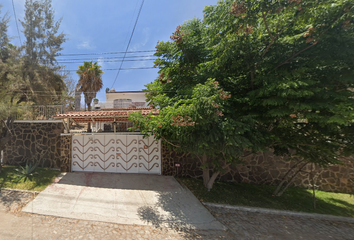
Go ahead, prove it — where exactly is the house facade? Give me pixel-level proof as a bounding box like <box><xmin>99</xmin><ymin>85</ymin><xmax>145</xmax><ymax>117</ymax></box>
<box><xmin>96</xmin><ymin>90</ymin><xmax>149</xmax><ymax>109</ymax></box>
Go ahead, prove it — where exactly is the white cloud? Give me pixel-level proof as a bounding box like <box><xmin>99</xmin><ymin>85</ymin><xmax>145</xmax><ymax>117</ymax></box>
<box><xmin>77</xmin><ymin>40</ymin><xmax>95</xmax><ymax>50</ymax></box>
<box><xmin>97</xmin><ymin>57</ymin><xmax>104</xmax><ymax>69</ymax></box>
<box><xmin>130</xmin><ymin>27</ymin><xmax>150</xmax><ymax>51</ymax></box>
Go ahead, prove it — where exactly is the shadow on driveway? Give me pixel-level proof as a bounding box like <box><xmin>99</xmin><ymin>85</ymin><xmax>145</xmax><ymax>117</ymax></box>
<box><xmin>22</xmin><ymin>172</ymin><xmax>225</xmax><ymax>231</ymax></box>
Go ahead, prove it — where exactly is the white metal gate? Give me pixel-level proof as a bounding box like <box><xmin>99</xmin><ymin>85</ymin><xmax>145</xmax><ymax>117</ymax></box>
<box><xmin>71</xmin><ymin>134</ymin><xmax>161</xmax><ymax>174</ymax></box>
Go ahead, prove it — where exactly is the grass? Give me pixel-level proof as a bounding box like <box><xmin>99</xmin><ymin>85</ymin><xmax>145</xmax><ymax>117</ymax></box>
<box><xmin>178</xmin><ymin>177</ymin><xmax>354</xmax><ymax>218</ymax></box>
<box><xmin>0</xmin><ymin>165</ymin><xmax>61</xmax><ymax>192</ymax></box>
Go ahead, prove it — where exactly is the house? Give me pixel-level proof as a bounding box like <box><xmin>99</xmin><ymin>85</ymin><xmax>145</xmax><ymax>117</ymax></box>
<box><xmin>69</xmin><ymin>90</ymin><xmax>152</xmax><ymax>132</ymax></box>
<box><xmin>53</xmin><ymin>89</ymin><xmax>161</xmax><ymax>174</ymax></box>
<box><xmin>94</xmin><ymin>89</ymin><xmax>149</xmax><ymax>109</ymax></box>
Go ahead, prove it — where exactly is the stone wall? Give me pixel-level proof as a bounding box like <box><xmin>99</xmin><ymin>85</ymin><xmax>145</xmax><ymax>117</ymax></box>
<box><xmin>5</xmin><ymin>122</ymin><xmax>353</xmax><ymax>194</ymax></box>
<box><xmin>3</xmin><ymin>121</ymin><xmax>64</xmax><ymax>168</ymax></box>
<box><xmin>60</xmin><ymin>134</ymin><xmax>72</xmax><ymax>172</ymax></box>
<box><xmin>162</xmin><ymin>145</ymin><xmax>354</xmax><ymax>194</ymax></box>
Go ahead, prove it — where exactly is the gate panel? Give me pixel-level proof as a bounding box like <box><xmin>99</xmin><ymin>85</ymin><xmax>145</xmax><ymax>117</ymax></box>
<box><xmin>104</xmin><ymin>135</ymin><xmax>117</xmax><ymax>173</ymax></box>
<box><xmin>83</xmin><ymin>135</ymin><xmax>95</xmax><ymax>171</ymax></box>
<box><xmin>126</xmin><ymin>135</ymin><xmax>139</xmax><ymax>173</ymax></box>
<box><xmin>92</xmin><ymin>135</ymin><xmax>105</xmax><ymax>172</ymax></box>
<box><xmin>116</xmin><ymin>135</ymin><xmax>127</xmax><ymax>173</ymax></box>
<box><xmin>138</xmin><ymin>136</ymin><xmax>161</xmax><ymax>174</ymax></box>
<box><xmin>72</xmin><ymin>135</ymin><xmax>84</xmax><ymax>171</ymax></box>
<box><xmin>147</xmin><ymin>135</ymin><xmax>161</xmax><ymax>174</ymax></box>
<box><xmin>72</xmin><ymin>134</ymin><xmax>161</xmax><ymax>174</ymax></box>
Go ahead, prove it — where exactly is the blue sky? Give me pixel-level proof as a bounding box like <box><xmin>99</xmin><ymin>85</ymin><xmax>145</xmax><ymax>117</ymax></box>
<box><xmin>1</xmin><ymin>0</ymin><xmax>219</xmax><ymax>102</ymax></box>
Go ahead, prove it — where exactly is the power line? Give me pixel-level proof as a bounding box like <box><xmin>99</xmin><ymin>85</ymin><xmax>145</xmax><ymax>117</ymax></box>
<box><xmin>111</xmin><ymin>0</ymin><xmax>145</xmax><ymax>89</ymax></box>
<box><xmin>58</xmin><ymin>50</ymin><xmax>155</xmax><ymax>57</ymax></box>
<box><xmin>11</xmin><ymin>0</ymin><xmax>22</xmax><ymax>45</ymax></box>
<box><xmin>58</xmin><ymin>58</ymin><xmax>156</xmax><ymax>63</ymax></box>
<box><xmin>56</xmin><ymin>54</ymin><xmax>156</xmax><ymax>61</ymax></box>
<box><xmin>7</xmin><ymin>67</ymin><xmax>155</xmax><ymax>73</ymax></box>
<box><xmin>60</xmin><ymin>67</ymin><xmax>155</xmax><ymax>71</ymax></box>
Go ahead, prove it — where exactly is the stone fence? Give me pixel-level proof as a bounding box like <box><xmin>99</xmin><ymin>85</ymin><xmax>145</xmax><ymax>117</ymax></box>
<box><xmin>162</xmin><ymin>145</ymin><xmax>354</xmax><ymax>194</ymax></box>
<box><xmin>3</xmin><ymin>120</ymin><xmax>64</xmax><ymax>168</ymax></box>
<box><xmin>3</xmin><ymin>121</ymin><xmax>354</xmax><ymax>194</ymax></box>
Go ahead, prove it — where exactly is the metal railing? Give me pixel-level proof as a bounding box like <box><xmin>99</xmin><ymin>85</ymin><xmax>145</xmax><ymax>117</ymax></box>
<box><xmin>16</xmin><ymin>105</ymin><xmax>63</xmax><ymax>120</ymax></box>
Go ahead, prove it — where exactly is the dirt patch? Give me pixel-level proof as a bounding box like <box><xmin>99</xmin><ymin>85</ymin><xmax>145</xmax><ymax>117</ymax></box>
<box><xmin>0</xmin><ymin>189</ymin><xmax>37</xmax><ymax>214</ymax></box>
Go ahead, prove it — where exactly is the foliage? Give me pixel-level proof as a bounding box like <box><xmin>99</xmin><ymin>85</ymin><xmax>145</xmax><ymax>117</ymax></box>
<box><xmin>179</xmin><ymin>177</ymin><xmax>354</xmax><ymax>218</ymax></box>
<box><xmin>15</xmin><ymin>163</ymin><xmax>38</xmax><ymax>182</ymax></box>
<box><xmin>0</xmin><ymin>6</ymin><xmax>10</xmax><ymax>59</ymax></box>
<box><xmin>76</xmin><ymin>61</ymin><xmax>103</xmax><ymax>132</ymax></box>
<box><xmin>0</xmin><ymin>165</ymin><xmax>60</xmax><ymax>191</ymax></box>
<box><xmin>76</xmin><ymin>61</ymin><xmax>103</xmax><ymax>110</ymax></box>
<box><xmin>0</xmin><ymin>0</ymin><xmax>67</xmax><ymax>167</ymax></box>
<box><xmin>21</xmin><ymin>0</ymin><xmax>66</xmax><ymax>66</ymax></box>
<box><xmin>18</xmin><ymin>0</ymin><xmax>67</xmax><ymax>105</ymax></box>
<box><xmin>130</xmin><ymin>0</ymin><xmax>354</xmax><ymax>190</ymax></box>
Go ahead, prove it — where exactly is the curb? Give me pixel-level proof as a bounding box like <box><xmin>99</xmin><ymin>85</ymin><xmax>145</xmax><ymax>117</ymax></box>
<box><xmin>203</xmin><ymin>202</ymin><xmax>354</xmax><ymax>224</ymax></box>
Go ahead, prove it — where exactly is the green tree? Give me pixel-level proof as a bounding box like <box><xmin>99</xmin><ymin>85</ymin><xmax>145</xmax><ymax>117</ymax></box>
<box><xmin>130</xmin><ymin>0</ymin><xmax>354</xmax><ymax>190</ymax></box>
<box><xmin>18</xmin><ymin>0</ymin><xmax>66</xmax><ymax>105</ymax></box>
<box><xmin>76</xmin><ymin>61</ymin><xmax>104</xmax><ymax>132</ymax></box>
<box><xmin>0</xmin><ymin>5</ymin><xmax>10</xmax><ymax>173</ymax></box>
<box><xmin>0</xmin><ymin>0</ymin><xmax>67</xmax><ymax>172</ymax></box>
<box><xmin>0</xmin><ymin>5</ymin><xmax>10</xmax><ymax>60</ymax></box>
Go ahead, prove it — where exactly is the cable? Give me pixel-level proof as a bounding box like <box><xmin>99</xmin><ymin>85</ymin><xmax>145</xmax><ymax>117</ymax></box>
<box><xmin>11</xmin><ymin>0</ymin><xmax>22</xmax><ymax>45</ymax></box>
<box><xmin>56</xmin><ymin>54</ymin><xmax>156</xmax><ymax>61</ymax></box>
<box><xmin>58</xmin><ymin>58</ymin><xmax>156</xmax><ymax>63</ymax></box>
<box><xmin>60</xmin><ymin>67</ymin><xmax>155</xmax><ymax>71</ymax></box>
<box><xmin>111</xmin><ymin>0</ymin><xmax>145</xmax><ymax>89</ymax></box>
<box><xmin>58</xmin><ymin>50</ymin><xmax>155</xmax><ymax>57</ymax></box>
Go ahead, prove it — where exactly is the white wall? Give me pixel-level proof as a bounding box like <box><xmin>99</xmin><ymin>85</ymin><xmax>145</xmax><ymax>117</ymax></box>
<box><xmin>106</xmin><ymin>92</ymin><xmax>147</xmax><ymax>103</ymax></box>
<box><xmin>104</xmin><ymin>92</ymin><xmax>148</xmax><ymax>108</ymax></box>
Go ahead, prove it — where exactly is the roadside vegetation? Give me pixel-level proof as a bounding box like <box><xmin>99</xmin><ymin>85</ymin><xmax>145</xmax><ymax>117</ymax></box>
<box><xmin>0</xmin><ymin>165</ymin><xmax>60</xmax><ymax>192</ymax></box>
<box><xmin>179</xmin><ymin>178</ymin><xmax>354</xmax><ymax>218</ymax></box>
<box><xmin>130</xmin><ymin>0</ymin><xmax>354</xmax><ymax>192</ymax></box>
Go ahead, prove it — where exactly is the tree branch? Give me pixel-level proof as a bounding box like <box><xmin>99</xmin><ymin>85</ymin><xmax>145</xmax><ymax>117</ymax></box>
<box><xmin>262</xmin><ymin>11</ymin><xmax>273</xmax><ymax>39</ymax></box>
<box><xmin>274</xmin><ymin>42</ymin><xmax>318</xmax><ymax>70</ymax></box>
<box><xmin>161</xmin><ymin>136</ymin><xmax>180</xmax><ymax>148</ymax></box>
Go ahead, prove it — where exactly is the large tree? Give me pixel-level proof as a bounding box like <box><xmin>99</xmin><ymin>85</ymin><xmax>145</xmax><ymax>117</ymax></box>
<box><xmin>18</xmin><ymin>0</ymin><xmax>66</xmax><ymax>105</ymax></box>
<box><xmin>76</xmin><ymin>61</ymin><xmax>104</xmax><ymax>132</ymax></box>
<box><xmin>130</xmin><ymin>0</ymin><xmax>354</xmax><ymax>190</ymax></box>
<box><xmin>0</xmin><ymin>0</ymin><xmax>67</xmax><ymax>171</ymax></box>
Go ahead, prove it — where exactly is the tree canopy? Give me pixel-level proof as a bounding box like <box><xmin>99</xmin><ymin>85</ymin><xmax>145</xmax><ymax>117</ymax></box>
<box><xmin>0</xmin><ymin>0</ymin><xmax>67</xmax><ymax>162</ymax></box>
<box><xmin>130</xmin><ymin>0</ymin><xmax>354</xmax><ymax>190</ymax></box>
<box><xmin>76</xmin><ymin>61</ymin><xmax>104</xmax><ymax>111</ymax></box>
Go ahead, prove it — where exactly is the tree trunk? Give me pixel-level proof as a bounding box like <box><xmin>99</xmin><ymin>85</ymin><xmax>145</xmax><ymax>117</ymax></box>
<box><xmin>274</xmin><ymin>161</ymin><xmax>309</xmax><ymax>196</ymax></box>
<box><xmin>273</xmin><ymin>159</ymin><xmax>304</xmax><ymax>196</ymax></box>
<box><xmin>200</xmin><ymin>154</ymin><xmax>221</xmax><ymax>191</ymax></box>
<box><xmin>206</xmin><ymin>171</ymin><xmax>220</xmax><ymax>191</ymax></box>
<box><xmin>87</xmin><ymin>103</ymin><xmax>92</xmax><ymax>132</ymax></box>
<box><xmin>202</xmin><ymin>154</ymin><xmax>210</xmax><ymax>187</ymax></box>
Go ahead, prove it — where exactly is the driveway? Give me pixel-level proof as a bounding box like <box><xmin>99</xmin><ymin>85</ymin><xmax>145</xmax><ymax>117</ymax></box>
<box><xmin>22</xmin><ymin>172</ymin><xmax>224</xmax><ymax>230</ymax></box>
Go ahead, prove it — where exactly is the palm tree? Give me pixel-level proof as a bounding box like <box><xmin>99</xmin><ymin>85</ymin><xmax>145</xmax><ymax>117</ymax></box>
<box><xmin>76</xmin><ymin>61</ymin><xmax>104</xmax><ymax>132</ymax></box>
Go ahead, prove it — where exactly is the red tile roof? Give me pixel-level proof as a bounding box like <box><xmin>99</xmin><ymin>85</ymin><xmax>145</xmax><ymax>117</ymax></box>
<box><xmin>53</xmin><ymin>109</ymin><xmax>159</xmax><ymax>123</ymax></box>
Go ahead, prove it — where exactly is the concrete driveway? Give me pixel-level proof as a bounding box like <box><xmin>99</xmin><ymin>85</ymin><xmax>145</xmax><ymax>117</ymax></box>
<box><xmin>22</xmin><ymin>172</ymin><xmax>224</xmax><ymax>230</ymax></box>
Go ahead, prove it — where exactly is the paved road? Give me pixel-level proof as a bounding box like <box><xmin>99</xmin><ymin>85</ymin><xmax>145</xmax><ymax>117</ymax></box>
<box><xmin>0</xmin><ymin>211</ymin><xmax>231</xmax><ymax>240</ymax></box>
<box><xmin>206</xmin><ymin>204</ymin><xmax>354</xmax><ymax>240</ymax></box>
<box><xmin>3</xmin><ymin>186</ymin><xmax>354</xmax><ymax>239</ymax></box>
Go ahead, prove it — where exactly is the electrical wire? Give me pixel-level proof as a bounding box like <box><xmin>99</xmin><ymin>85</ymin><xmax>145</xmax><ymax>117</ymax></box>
<box><xmin>61</xmin><ymin>67</ymin><xmax>155</xmax><ymax>71</ymax></box>
<box><xmin>58</xmin><ymin>50</ymin><xmax>155</xmax><ymax>57</ymax></box>
<box><xmin>56</xmin><ymin>54</ymin><xmax>156</xmax><ymax>61</ymax></box>
<box><xmin>11</xmin><ymin>0</ymin><xmax>22</xmax><ymax>45</ymax></box>
<box><xmin>111</xmin><ymin>0</ymin><xmax>145</xmax><ymax>89</ymax></box>
<box><xmin>58</xmin><ymin>59</ymin><xmax>156</xmax><ymax>63</ymax></box>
